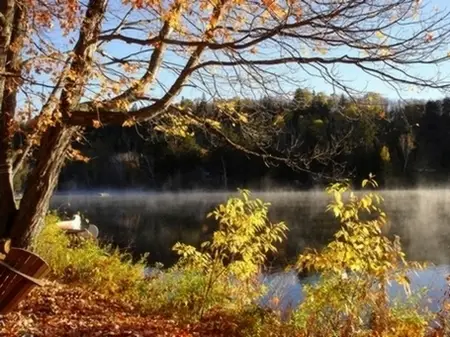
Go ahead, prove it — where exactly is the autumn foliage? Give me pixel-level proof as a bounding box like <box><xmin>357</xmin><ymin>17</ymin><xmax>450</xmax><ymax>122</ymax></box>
<box><xmin>1</xmin><ymin>185</ymin><xmax>448</xmax><ymax>336</ymax></box>
<box><xmin>3</xmin><ymin>0</ymin><xmax>450</xmax><ymax>247</ymax></box>
<box><xmin>0</xmin><ymin>282</ymin><xmax>247</xmax><ymax>337</ymax></box>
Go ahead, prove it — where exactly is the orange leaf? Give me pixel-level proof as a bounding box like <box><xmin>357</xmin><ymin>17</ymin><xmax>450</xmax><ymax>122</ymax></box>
<box><xmin>92</xmin><ymin>120</ymin><xmax>102</xmax><ymax>128</ymax></box>
<box><xmin>122</xmin><ymin>118</ymin><xmax>136</xmax><ymax>127</ymax></box>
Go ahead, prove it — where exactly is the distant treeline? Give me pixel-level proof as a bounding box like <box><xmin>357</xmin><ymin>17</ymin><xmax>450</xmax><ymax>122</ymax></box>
<box><xmin>19</xmin><ymin>89</ymin><xmax>450</xmax><ymax>191</ymax></box>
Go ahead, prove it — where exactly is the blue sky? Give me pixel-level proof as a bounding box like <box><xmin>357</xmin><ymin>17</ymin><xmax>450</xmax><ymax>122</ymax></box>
<box><xmin>25</xmin><ymin>0</ymin><xmax>450</xmax><ymax>113</ymax></box>
<box><xmin>299</xmin><ymin>0</ymin><xmax>450</xmax><ymax>101</ymax></box>
<box><xmin>142</xmin><ymin>0</ymin><xmax>450</xmax><ymax>102</ymax></box>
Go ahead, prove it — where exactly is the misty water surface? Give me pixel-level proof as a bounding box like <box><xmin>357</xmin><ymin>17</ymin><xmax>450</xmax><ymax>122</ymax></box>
<box><xmin>50</xmin><ymin>189</ymin><xmax>450</xmax><ymax>310</ymax></box>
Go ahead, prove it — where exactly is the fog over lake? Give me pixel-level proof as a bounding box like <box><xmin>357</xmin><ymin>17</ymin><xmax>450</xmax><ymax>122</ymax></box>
<box><xmin>51</xmin><ymin>189</ymin><xmax>450</xmax><ymax>310</ymax></box>
<box><xmin>51</xmin><ymin>189</ymin><xmax>450</xmax><ymax>266</ymax></box>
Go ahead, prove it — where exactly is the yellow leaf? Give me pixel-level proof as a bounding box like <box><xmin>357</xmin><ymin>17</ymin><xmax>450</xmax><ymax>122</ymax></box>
<box><xmin>315</xmin><ymin>46</ymin><xmax>327</xmax><ymax>55</ymax></box>
<box><xmin>122</xmin><ymin>118</ymin><xmax>136</xmax><ymax>127</ymax></box>
<box><xmin>273</xmin><ymin>114</ymin><xmax>284</xmax><ymax>126</ymax></box>
<box><xmin>375</xmin><ymin>31</ymin><xmax>384</xmax><ymax>39</ymax></box>
<box><xmin>380</xmin><ymin>145</ymin><xmax>391</xmax><ymax>162</ymax></box>
<box><xmin>111</xmin><ymin>83</ymin><xmax>121</xmax><ymax>94</ymax></box>
<box><xmin>379</xmin><ymin>47</ymin><xmax>391</xmax><ymax>57</ymax></box>
<box><xmin>92</xmin><ymin>120</ymin><xmax>102</xmax><ymax>129</ymax></box>
<box><xmin>239</xmin><ymin>114</ymin><xmax>248</xmax><ymax>123</ymax></box>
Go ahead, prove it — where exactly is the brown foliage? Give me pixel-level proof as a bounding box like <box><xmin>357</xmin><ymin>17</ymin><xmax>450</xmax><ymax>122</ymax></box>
<box><xmin>0</xmin><ymin>282</ymin><xmax>245</xmax><ymax>337</ymax></box>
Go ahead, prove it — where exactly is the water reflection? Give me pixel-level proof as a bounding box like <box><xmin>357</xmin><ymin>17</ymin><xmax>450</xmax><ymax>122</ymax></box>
<box><xmin>261</xmin><ymin>266</ymin><xmax>450</xmax><ymax>314</ymax></box>
<box><xmin>51</xmin><ymin>189</ymin><xmax>450</xmax><ymax>267</ymax></box>
<box><xmin>51</xmin><ymin>190</ymin><xmax>450</xmax><ymax>312</ymax></box>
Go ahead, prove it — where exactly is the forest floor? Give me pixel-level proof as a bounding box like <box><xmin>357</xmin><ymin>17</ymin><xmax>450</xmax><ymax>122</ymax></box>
<box><xmin>0</xmin><ymin>282</ymin><xmax>243</xmax><ymax>337</ymax></box>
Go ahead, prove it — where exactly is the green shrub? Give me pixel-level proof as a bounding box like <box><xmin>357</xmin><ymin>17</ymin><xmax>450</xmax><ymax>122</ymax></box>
<box><xmin>292</xmin><ymin>176</ymin><xmax>430</xmax><ymax>336</ymax></box>
<box><xmin>156</xmin><ymin>189</ymin><xmax>288</xmax><ymax>318</ymax></box>
<box><xmin>32</xmin><ymin>213</ymin><xmax>150</xmax><ymax>303</ymax></box>
<box><xmin>32</xmin><ymin>191</ymin><xmax>287</xmax><ymax>321</ymax></box>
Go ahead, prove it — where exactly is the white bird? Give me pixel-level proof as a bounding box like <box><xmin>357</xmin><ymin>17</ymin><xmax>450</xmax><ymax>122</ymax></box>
<box><xmin>57</xmin><ymin>214</ymin><xmax>82</xmax><ymax>231</ymax></box>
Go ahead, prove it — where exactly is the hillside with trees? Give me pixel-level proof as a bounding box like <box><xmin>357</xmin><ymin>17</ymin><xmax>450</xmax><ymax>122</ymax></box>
<box><xmin>41</xmin><ymin>91</ymin><xmax>450</xmax><ymax>191</ymax></box>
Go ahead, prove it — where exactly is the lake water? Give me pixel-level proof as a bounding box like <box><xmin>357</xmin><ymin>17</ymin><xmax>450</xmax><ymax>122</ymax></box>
<box><xmin>51</xmin><ymin>189</ymin><xmax>450</xmax><ymax>310</ymax></box>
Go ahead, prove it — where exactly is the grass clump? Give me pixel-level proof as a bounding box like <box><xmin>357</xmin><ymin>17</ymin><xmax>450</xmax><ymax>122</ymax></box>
<box><xmin>32</xmin><ymin>214</ymin><xmax>150</xmax><ymax>303</ymax></box>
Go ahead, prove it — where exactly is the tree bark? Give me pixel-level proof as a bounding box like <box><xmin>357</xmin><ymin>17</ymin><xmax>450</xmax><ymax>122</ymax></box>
<box><xmin>0</xmin><ymin>0</ymin><xmax>15</xmax><ymax>236</ymax></box>
<box><xmin>0</xmin><ymin>0</ymin><xmax>26</xmax><ymax>237</ymax></box>
<box><xmin>4</xmin><ymin>0</ymin><xmax>107</xmax><ymax>247</ymax></box>
<box><xmin>0</xmin><ymin>0</ymin><xmax>14</xmax><ymax>103</ymax></box>
<box><xmin>10</xmin><ymin>125</ymin><xmax>77</xmax><ymax>247</ymax></box>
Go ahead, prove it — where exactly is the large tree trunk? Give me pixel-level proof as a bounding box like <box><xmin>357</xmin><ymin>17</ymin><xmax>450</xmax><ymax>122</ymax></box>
<box><xmin>10</xmin><ymin>125</ymin><xmax>77</xmax><ymax>247</ymax></box>
<box><xmin>0</xmin><ymin>0</ymin><xmax>14</xmax><ymax>100</ymax></box>
<box><xmin>4</xmin><ymin>0</ymin><xmax>107</xmax><ymax>247</ymax></box>
<box><xmin>0</xmin><ymin>0</ymin><xmax>26</xmax><ymax>237</ymax></box>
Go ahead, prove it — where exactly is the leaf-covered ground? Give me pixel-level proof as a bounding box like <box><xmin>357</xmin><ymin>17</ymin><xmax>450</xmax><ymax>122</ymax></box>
<box><xmin>0</xmin><ymin>282</ymin><xmax>243</xmax><ymax>337</ymax></box>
